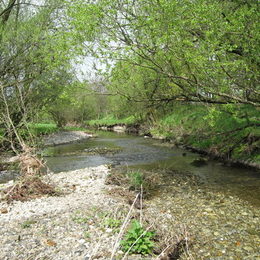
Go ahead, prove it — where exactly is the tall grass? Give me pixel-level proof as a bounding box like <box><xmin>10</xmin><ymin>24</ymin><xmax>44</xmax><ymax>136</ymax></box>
<box><xmin>29</xmin><ymin>123</ymin><xmax>58</xmax><ymax>136</ymax></box>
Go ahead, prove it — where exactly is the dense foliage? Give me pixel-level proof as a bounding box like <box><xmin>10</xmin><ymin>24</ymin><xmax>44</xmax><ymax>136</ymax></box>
<box><xmin>0</xmin><ymin>0</ymin><xmax>259</xmax><ymax>163</ymax></box>
<box><xmin>70</xmin><ymin>0</ymin><xmax>259</xmax><ymax>163</ymax></box>
<box><xmin>0</xmin><ymin>0</ymin><xmax>94</xmax><ymax>149</ymax></box>
<box><xmin>71</xmin><ymin>0</ymin><xmax>259</xmax><ymax>107</ymax></box>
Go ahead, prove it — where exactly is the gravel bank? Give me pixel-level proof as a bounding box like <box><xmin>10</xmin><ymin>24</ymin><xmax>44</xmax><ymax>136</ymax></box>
<box><xmin>0</xmin><ymin>165</ymin><xmax>129</xmax><ymax>260</ymax></box>
<box><xmin>44</xmin><ymin>131</ymin><xmax>93</xmax><ymax>146</ymax></box>
<box><xmin>0</xmin><ymin>166</ymin><xmax>259</xmax><ymax>259</ymax></box>
<box><xmin>145</xmin><ymin>172</ymin><xmax>260</xmax><ymax>260</ymax></box>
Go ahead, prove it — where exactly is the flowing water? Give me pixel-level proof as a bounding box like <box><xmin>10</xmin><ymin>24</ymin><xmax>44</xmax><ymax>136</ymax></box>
<box><xmin>1</xmin><ymin>131</ymin><xmax>259</xmax><ymax>206</ymax></box>
<box><xmin>43</xmin><ymin>131</ymin><xmax>260</xmax><ymax>207</ymax></box>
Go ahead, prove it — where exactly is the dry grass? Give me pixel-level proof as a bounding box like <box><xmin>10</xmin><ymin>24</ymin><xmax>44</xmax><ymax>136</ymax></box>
<box><xmin>2</xmin><ymin>176</ymin><xmax>57</xmax><ymax>203</ymax></box>
<box><xmin>105</xmin><ymin>168</ymin><xmax>161</xmax><ymax>200</ymax></box>
<box><xmin>1</xmin><ymin>145</ymin><xmax>57</xmax><ymax>203</ymax></box>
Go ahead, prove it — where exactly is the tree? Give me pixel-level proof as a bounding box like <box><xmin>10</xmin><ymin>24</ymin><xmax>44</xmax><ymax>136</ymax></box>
<box><xmin>0</xmin><ymin>0</ymin><xmax>84</xmax><ymax>149</ymax></box>
<box><xmin>46</xmin><ymin>79</ymin><xmax>102</xmax><ymax>127</ymax></box>
<box><xmin>70</xmin><ymin>0</ymin><xmax>260</xmax><ymax>107</ymax></box>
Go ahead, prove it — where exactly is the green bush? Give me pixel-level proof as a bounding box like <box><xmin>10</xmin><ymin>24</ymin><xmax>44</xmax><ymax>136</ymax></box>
<box><xmin>120</xmin><ymin>220</ymin><xmax>155</xmax><ymax>255</ymax></box>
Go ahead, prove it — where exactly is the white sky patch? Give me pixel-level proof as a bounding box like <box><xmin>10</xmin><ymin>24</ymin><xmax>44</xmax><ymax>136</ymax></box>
<box><xmin>73</xmin><ymin>55</ymin><xmax>107</xmax><ymax>82</ymax></box>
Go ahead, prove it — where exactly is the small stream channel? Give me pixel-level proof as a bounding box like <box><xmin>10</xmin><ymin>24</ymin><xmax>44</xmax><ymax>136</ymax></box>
<box><xmin>1</xmin><ymin>131</ymin><xmax>259</xmax><ymax>207</ymax></box>
<box><xmin>43</xmin><ymin>131</ymin><xmax>260</xmax><ymax>207</ymax></box>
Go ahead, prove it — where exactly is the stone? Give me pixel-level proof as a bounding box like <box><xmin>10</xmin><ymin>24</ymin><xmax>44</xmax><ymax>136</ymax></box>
<box><xmin>0</xmin><ymin>208</ymin><xmax>8</xmax><ymax>214</ymax></box>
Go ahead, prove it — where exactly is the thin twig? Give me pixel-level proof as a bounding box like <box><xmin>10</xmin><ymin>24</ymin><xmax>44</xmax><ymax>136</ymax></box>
<box><xmin>122</xmin><ymin>224</ymin><xmax>153</xmax><ymax>260</ymax></box>
<box><xmin>140</xmin><ymin>184</ymin><xmax>143</xmax><ymax>225</ymax></box>
<box><xmin>110</xmin><ymin>193</ymin><xmax>140</xmax><ymax>260</ymax></box>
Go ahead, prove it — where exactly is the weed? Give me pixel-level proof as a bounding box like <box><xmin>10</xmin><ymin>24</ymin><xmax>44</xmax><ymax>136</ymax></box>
<box><xmin>127</xmin><ymin>171</ymin><xmax>143</xmax><ymax>190</ymax></box>
<box><xmin>21</xmin><ymin>219</ymin><xmax>37</xmax><ymax>229</ymax></box>
<box><xmin>120</xmin><ymin>220</ymin><xmax>155</xmax><ymax>255</ymax></box>
<box><xmin>106</xmin><ymin>168</ymin><xmax>160</xmax><ymax>199</ymax></box>
<box><xmin>83</xmin><ymin>231</ymin><xmax>91</xmax><ymax>240</ymax></box>
<box><xmin>103</xmin><ymin>217</ymin><xmax>122</xmax><ymax>229</ymax></box>
<box><xmin>72</xmin><ymin>215</ymin><xmax>89</xmax><ymax>224</ymax></box>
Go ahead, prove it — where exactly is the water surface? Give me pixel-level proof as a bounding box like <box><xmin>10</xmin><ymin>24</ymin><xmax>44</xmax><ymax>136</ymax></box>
<box><xmin>44</xmin><ymin>131</ymin><xmax>260</xmax><ymax>207</ymax></box>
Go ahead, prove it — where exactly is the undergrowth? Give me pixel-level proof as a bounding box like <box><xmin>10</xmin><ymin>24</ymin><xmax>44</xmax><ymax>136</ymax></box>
<box><xmin>2</xmin><ymin>175</ymin><xmax>57</xmax><ymax>203</ymax></box>
<box><xmin>1</xmin><ymin>146</ymin><xmax>58</xmax><ymax>203</ymax></box>
<box><xmin>151</xmin><ymin>104</ymin><xmax>259</xmax><ymax>163</ymax></box>
<box><xmin>105</xmin><ymin>168</ymin><xmax>160</xmax><ymax>199</ymax></box>
<box><xmin>87</xmin><ymin>115</ymin><xmax>137</xmax><ymax>126</ymax></box>
<box><xmin>120</xmin><ymin>219</ymin><xmax>155</xmax><ymax>255</ymax></box>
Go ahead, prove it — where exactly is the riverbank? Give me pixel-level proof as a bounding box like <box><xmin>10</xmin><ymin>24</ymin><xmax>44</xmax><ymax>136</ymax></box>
<box><xmin>86</xmin><ymin>104</ymin><xmax>260</xmax><ymax>170</ymax></box>
<box><xmin>0</xmin><ymin>130</ymin><xmax>95</xmax><ymax>162</ymax></box>
<box><xmin>0</xmin><ymin>130</ymin><xmax>96</xmax><ymax>183</ymax></box>
<box><xmin>0</xmin><ymin>165</ymin><xmax>259</xmax><ymax>259</ymax></box>
<box><xmin>44</xmin><ymin>131</ymin><xmax>94</xmax><ymax>146</ymax></box>
<box><xmin>0</xmin><ymin>165</ymin><xmax>125</xmax><ymax>260</ymax></box>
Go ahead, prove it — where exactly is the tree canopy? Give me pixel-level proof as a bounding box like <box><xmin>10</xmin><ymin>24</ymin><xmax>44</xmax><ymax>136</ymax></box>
<box><xmin>0</xmin><ymin>0</ymin><xmax>85</xmax><ymax>148</ymax></box>
<box><xmin>0</xmin><ymin>0</ymin><xmax>259</xmax><ymax>153</ymax></box>
<box><xmin>71</xmin><ymin>0</ymin><xmax>260</xmax><ymax>107</ymax></box>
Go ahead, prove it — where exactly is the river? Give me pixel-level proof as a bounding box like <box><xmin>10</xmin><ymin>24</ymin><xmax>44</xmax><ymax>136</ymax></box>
<box><xmin>43</xmin><ymin>131</ymin><xmax>260</xmax><ymax>207</ymax></box>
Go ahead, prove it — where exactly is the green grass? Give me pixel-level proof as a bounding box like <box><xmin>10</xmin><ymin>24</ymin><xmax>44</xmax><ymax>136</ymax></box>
<box><xmin>29</xmin><ymin>123</ymin><xmax>58</xmax><ymax>136</ymax></box>
<box><xmin>87</xmin><ymin>115</ymin><xmax>137</xmax><ymax>126</ymax></box>
<box><xmin>151</xmin><ymin>104</ymin><xmax>260</xmax><ymax>163</ymax></box>
<box><xmin>63</xmin><ymin>126</ymin><xmax>90</xmax><ymax>132</ymax></box>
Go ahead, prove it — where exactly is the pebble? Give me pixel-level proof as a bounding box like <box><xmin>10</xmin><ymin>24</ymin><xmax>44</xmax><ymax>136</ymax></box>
<box><xmin>0</xmin><ymin>165</ymin><xmax>122</xmax><ymax>260</ymax></box>
<box><xmin>0</xmin><ymin>164</ymin><xmax>259</xmax><ymax>260</ymax></box>
<box><xmin>44</xmin><ymin>131</ymin><xmax>92</xmax><ymax>146</ymax></box>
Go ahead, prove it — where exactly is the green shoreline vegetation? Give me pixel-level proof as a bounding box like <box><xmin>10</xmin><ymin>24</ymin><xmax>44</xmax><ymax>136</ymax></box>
<box><xmin>0</xmin><ymin>1</ymin><xmax>259</xmax><ymax>258</ymax></box>
<box><xmin>1</xmin><ymin>0</ymin><xmax>259</xmax><ymax>163</ymax></box>
<box><xmin>85</xmin><ymin>103</ymin><xmax>260</xmax><ymax>166</ymax></box>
